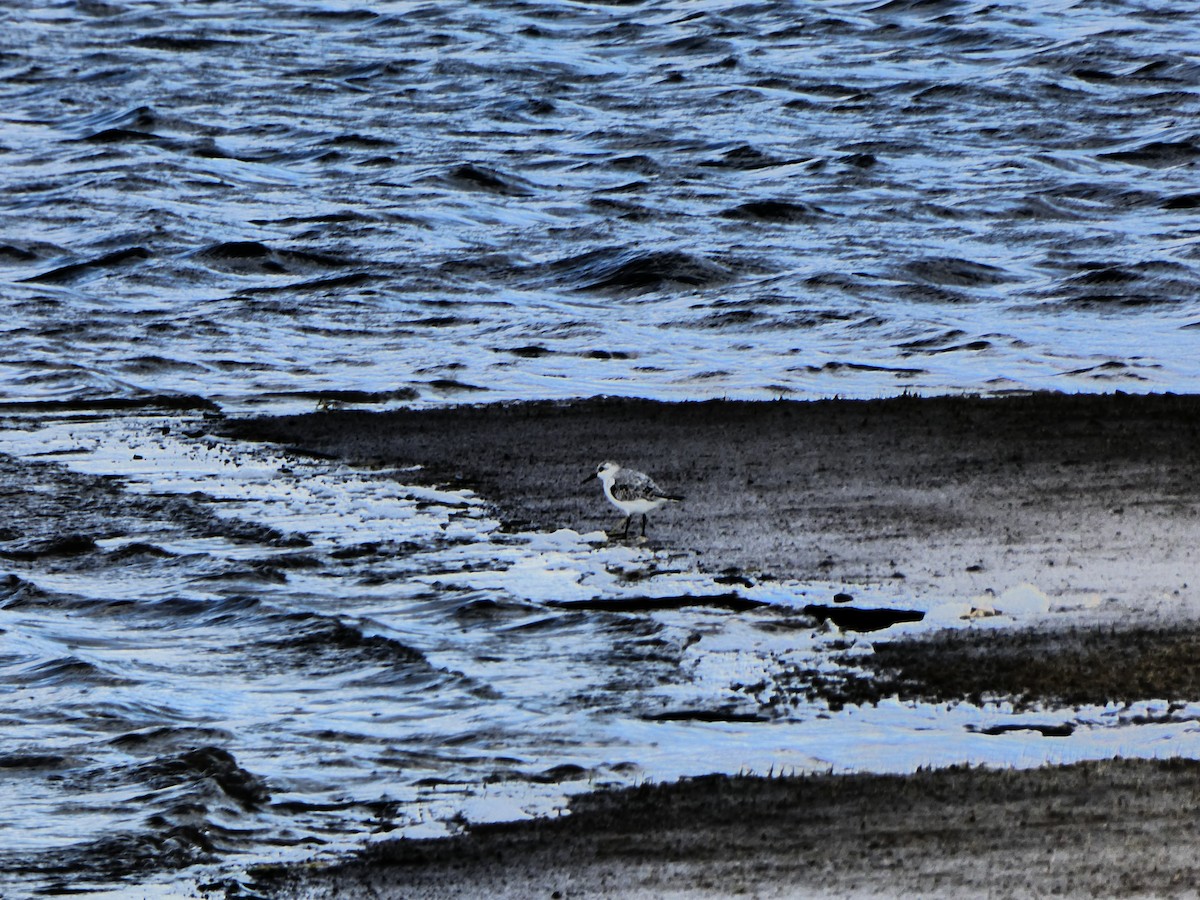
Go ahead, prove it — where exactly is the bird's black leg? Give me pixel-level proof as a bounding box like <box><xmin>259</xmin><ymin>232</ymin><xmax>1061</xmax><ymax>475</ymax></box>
<box><xmin>621</xmin><ymin>515</ymin><xmax>631</xmax><ymax>538</ymax></box>
<box><xmin>640</xmin><ymin>514</ymin><xmax>647</xmax><ymax>537</ymax></box>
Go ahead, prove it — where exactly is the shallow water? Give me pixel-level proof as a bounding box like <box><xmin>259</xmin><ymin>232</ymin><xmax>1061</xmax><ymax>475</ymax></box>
<box><xmin>3</xmin><ymin>0</ymin><xmax>1200</xmax><ymax>895</ymax></box>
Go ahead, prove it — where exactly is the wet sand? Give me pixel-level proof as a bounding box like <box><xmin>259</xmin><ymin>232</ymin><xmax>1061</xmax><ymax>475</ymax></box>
<box><xmin>252</xmin><ymin>759</ymin><xmax>1200</xmax><ymax>899</ymax></box>
<box><xmin>227</xmin><ymin>392</ymin><xmax>1200</xmax><ymax>898</ymax></box>
<box><xmin>228</xmin><ymin>391</ymin><xmax>1200</xmax><ymax>617</ymax></box>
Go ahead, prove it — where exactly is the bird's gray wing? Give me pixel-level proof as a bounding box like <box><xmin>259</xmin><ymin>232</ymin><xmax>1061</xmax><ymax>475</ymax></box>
<box><xmin>611</xmin><ymin>469</ymin><xmax>663</xmax><ymax>501</ymax></box>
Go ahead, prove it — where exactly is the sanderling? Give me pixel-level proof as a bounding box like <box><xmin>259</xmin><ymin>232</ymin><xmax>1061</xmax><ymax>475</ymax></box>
<box><xmin>584</xmin><ymin>460</ymin><xmax>683</xmax><ymax>538</ymax></box>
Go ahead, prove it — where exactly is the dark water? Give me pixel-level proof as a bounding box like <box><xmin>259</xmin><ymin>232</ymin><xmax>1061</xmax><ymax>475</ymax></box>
<box><xmin>2</xmin><ymin>0</ymin><xmax>1199</xmax><ymax>409</ymax></box>
<box><xmin>3</xmin><ymin>1</ymin><xmax>1200</xmax><ymax>895</ymax></box>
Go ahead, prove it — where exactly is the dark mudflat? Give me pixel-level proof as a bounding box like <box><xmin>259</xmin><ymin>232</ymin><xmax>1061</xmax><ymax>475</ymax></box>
<box><xmin>226</xmin><ymin>391</ymin><xmax>1200</xmax><ymax>612</ymax></box>
<box><xmin>251</xmin><ymin>758</ymin><xmax>1200</xmax><ymax>899</ymax></box>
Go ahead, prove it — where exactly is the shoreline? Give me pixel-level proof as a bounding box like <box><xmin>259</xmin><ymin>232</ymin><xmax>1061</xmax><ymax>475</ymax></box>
<box><xmin>223</xmin><ymin>391</ymin><xmax>1200</xmax><ymax>898</ymax></box>
<box><xmin>226</xmin><ymin>391</ymin><xmax>1200</xmax><ymax>619</ymax></box>
<box><xmin>251</xmin><ymin>758</ymin><xmax>1200</xmax><ymax>899</ymax></box>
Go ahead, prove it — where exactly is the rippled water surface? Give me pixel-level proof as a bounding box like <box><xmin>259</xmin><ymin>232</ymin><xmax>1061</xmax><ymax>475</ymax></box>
<box><xmin>4</xmin><ymin>0</ymin><xmax>1200</xmax><ymax>895</ymax></box>
<box><xmin>3</xmin><ymin>0</ymin><xmax>1200</xmax><ymax>408</ymax></box>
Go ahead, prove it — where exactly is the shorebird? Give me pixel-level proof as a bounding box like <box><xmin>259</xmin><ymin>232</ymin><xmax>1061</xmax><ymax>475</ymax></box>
<box><xmin>585</xmin><ymin>461</ymin><xmax>683</xmax><ymax>538</ymax></box>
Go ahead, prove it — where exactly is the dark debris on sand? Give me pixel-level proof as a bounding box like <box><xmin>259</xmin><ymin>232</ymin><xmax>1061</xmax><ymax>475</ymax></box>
<box><xmin>841</xmin><ymin>623</ymin><xmax>1200</xmax><ymax>710</ymax></box>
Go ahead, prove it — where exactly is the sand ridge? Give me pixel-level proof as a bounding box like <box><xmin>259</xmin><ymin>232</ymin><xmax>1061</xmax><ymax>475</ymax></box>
<box><xmin>228</xmin><ymin>392</ymin><xmax>1200</xmax><ymax>619</ymax></box>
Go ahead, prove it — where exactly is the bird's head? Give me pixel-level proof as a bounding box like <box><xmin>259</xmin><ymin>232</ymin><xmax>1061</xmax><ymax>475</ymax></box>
<box><xmin>584</xmin><ymin>460</ymin><xmax>620</xmax><ymax>484</ymax></box>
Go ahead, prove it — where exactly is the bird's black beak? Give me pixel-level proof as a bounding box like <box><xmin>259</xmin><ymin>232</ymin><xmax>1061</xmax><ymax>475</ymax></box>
<box><xmin>580</xmin><ymin>472</ymin><xmax>596</xmax><ymax>485</ymax></box>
